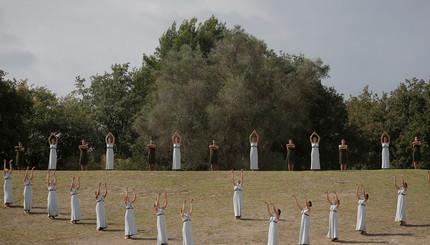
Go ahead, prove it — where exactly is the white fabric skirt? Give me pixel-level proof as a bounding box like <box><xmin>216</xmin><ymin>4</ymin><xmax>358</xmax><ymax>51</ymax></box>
<box><xmin>23</xmin><ymin>185</ymin><xmax>32</xmax><ymax>211</ymax></box>
<box><xmin>71</xmin><ymin>194</ymin><xmax>82</xmax><ymax>221</ymax></box>
<box><xmin>47</xmin><ymin>191</ymin><xmax>59</xmax><ymax>217</ymax></box>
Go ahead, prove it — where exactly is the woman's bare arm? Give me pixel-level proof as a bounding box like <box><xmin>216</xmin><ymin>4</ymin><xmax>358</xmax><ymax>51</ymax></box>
<box><xmin>189</xmin><ymin>198</ymin><xmax>194</xmax><ymax>215</ymax></box>
<box><xmin>132</xmin><ymin>188</ymin><xmax>136</xmax><ymax>203</ymax></box>
<box><xmin>293</xmin><ymin>194</ymin><xmax>302</xmax><ymax>210</ymax></box>
<box><xmin>30</xmin><ymin>166</ymin><xmax>35</xmax><ymax>180</ymax></box>
<box><xmin>77</xmin><ymin>176</ymin><xmax>80</xmax><ymax>190</ymax></box>
<box><xmin>393</xmin><ymin>174</ymin><xmax>399</xmax><ymax>190</ymax></box>
<box><xmin>334</xmin><ymin>191</ymin><xmax>339</xmax><ymax>207</ymax></box>
<box><xmin>24</xmin><ymin>166</ymin><xmax>29</xmax><ymax>182</ymax></box>
<box><xmin>3</xmin><ymin>159</ymin><xmax>6</xmax><ymax>175</ymax></box>
<box><xmin>325</xmin><ymin>192</ymin><xmax>332</xmax><ymax>205</ymax></box>
<box><xmin>400</xmin><ymin>174</ymin><xmax>406</xmax><ymax>190</ymax></box>
<box><xmin>264</xmin><ymin>201</ymin><xmax>272</xmax><ymax>217</ymax></box>
<box><xmin>46</xmin><ymin>170</ymin><xmax>50</xmax><ymax>187</ymax></box>
<box><xmin>182</xmin><ymin>199</ymin><xmax>186</xmax><ymax>217</ymax></box>
<box><xmin>103</xmin><ymin>182</ymin><xmax>108</xmax><ymax>198</ymax></box>
<box><xmin>53</xmin><ymin>170</ymin><xmax>57</xmax><ymax>185</ymax></box>
<box><xmin>231</xmin><ymin>169</ymin><xmax>235</xmax><ymax>186</ymax></box>
<box><xmin>355</xmin><ymin>184</ymin><xmax>360</xmax><ymax>200</ymax></box>
<box><xmin>9</xmin><ymin>160</ymin><xmax>12</xmax><ymax>174</ymax></box>
<box><xmin>70</xmin><ymin>177</ymin><xmax>75</xmax><ymax>191</ymax></box>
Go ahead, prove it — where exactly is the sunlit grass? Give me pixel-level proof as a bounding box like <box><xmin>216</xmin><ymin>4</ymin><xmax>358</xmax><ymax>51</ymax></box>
<box><xmin>0</xmin><ymin>169</ymin><xmax>429</xmax><ymax>244</ymax></box>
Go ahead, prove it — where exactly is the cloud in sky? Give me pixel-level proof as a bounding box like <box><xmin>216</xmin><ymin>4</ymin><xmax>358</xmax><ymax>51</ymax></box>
<box><xmin>0</xmin><ymin>0</ymin><xmax>429</xmax><ymax>98</ymax></box>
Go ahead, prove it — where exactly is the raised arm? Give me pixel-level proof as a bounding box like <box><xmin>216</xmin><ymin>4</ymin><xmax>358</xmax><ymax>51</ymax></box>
<box><xmin>316</xmin><ymin>133</ymin><xmax>321</xmax><ymax>143</ymax></box>
<box><xmin>182</xmin><ymin>199</ymin><xmax>186</xmax><ymax>217</ymax></box>
<box><xmin>97</xmin><ymin>182</ymin><xmax>101</xmax><ymax>196</ymax></box>
<box><xmin>3</xmin><ymin>159</ymin><xmax>6</xmax><ymax>175</ymax></box>
<box><xmin>393</xmin><ymin>174</ymin><xmax>399</xmax><ymax>190</ymax></box>
<box><xmin>387</xmin><ymin>133</ymin><xmax>391</xmax><ymax>144</ymax></box>
<box><xmin>334</xmin><ymin>191</ymin><xmax>339</xmax><ymax>207</ymax></box>
<box><xmin>24</xmin><ymin>166</ymin><xmax>29</xmax><ymax>182</ymax></box>
<box><xmin>104</xmin><ymin>182</ymin><xmax>108</xmax><ymax>198</ymax></box>
<box><xmin>264</xmin><ymin>201</ymin><xmax>272</xmax><ymax>217</ymax></box>
<box><xmin>171</xmin><ymin>132</ymin><xmax>176</xmax><ymax>144</ymax></box>
<box><xmin>231</xmin><ymin>169</ymin><xmax>235</xmax><ymax>186</ymax></box>
<box><xmin>53</xmin><ymin>170</ymin><xmax>57</xmax><ymax>185</ymax></box>
<box><xmin>70</xmin><ymin>177</ymin><xmax>75</xmax><ymax>191</ymax></box>
<box><xmin>304</xmin><ymin>194</ymin><xmax>310</xmax><ymax>210</ymax></box>
<box><xmin>132</xmin><ymin>188</ymin><xmax>136</xmax><ymax>203</ymax></box>
<box><xmin>9</xmin><ymin>160</ymin><xmax>12</xmax><ymax>174</ymax></box>
<box><xmin>30</xmin><ymin>166</ymin><xmax>35</xmax><ymax>180</ymax></box>
<box><xmin>105</xmin><ymin>134</ymin><xmax>109</xmax><ymax>144</ymax></box>
<box><xmin>255</xmin><ymin>130</ymin><xmax>260</xmax><ymax>143</ymax></box>
<box><xmin>163</xmin><ymin>192</ymin><xmax>168</xmax><ymax>209</ymax></box>
<box><xmin>241</xmin><ymin>169</ymin><xmax>244</xmax><ymax>186</ymax></box>
<box><xmin>249</xmin><ymin>132</ymin><xmax>253</xmax><ymax>144</ymax></box>
<box><xmin>361</xmin><ymin>184</ymin><xmax>367</xmax><ymax>201</ymax></box>
<box><xmin>270</xmin><ymin>203</ymin><xmax>279</xmax><ymax>219</ymax></box>
<box><xmin>189</xmin><ymin>198</ymin><xmax>194</xmax><ymax>215</ymax></box>
<box><xmin>77</xmin><ymin>176</ymin><xmax>80</xmax><ymax>190</ymax></box>
<box><xmin>355</xmin><ymin>184</ymin><xmax>360</xmax><ymax>200</ymax></box>
<box><xmin>111</xmin><ymin>133</ymin><xmax>115</xmax><ymax>144</ymax></box>
<box><xmin>293</xmin><ymin>194</ymin><xmax>302</xmax><ymax>210</ymax></box>
<box><xmin>48</xmin><ymin>133</ymin><xmax>53</xmax><ymax>145</ymax></box>
<box><xmin>381</xmin><ymin>133</ymin><xmax>384</xmax><ymax>144</ymax></box>
<box><xmin>155</xmin><ymin>192</ymin><xmax>161</xmax><ymax>210</ymax></box>
<box><xmin>125</xmin><ymin>187</ymin><xmax>129</xmax><ymax>205</ymax></box>
<box><xmin>325</xmin><ymin>192</ymin><xmax>332</xmax><ymax>205</ymax></box>
<box><xmin>309</xmin><ymin>132</ymin><xmax>314</xmax><ymax>144</ymax></box>
<box><xmin>400</xmin><ymin>174</ymin><xmax>406</xmax><ymax>190</ymax></box>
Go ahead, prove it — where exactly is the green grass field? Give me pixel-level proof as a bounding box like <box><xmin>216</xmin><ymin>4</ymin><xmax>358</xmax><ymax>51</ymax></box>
<box><xmin>1</xmin><ymin>169</ymin><xmax>429</xmax><ymax>244</ymax></box>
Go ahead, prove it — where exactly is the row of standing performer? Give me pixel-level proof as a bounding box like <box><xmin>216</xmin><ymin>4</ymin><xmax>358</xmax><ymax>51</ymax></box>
<box><xmin>4</xmin><ymin>160</ymin><xmax>429</xmax><ymax>244</ymax></box>
<box><xmin>12</xmin><ymin>130</ymin><xmax>424</xmax><ymax>171</ymax></box>
<box><xmin>2</xmin><ymin>161</ymin><xmax>194</xmax><ymax>244</ymax></box>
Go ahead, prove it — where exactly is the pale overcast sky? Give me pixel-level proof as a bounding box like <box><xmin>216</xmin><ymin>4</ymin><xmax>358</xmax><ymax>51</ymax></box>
<box><xmin>1</xmin><ymin>0</ymin><xmax>429</xmax><ymax>98</ymax></box>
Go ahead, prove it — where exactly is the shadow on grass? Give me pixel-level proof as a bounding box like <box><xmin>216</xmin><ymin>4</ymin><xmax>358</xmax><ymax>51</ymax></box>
<box><xmin>29</xmin><ymin>211</ymin><xmax>46</xmax><ymax>215</ymax></box>
<box><xmin>407</xmin><ymin>224</ymin><xmax>430</xmax><ymax>227</ymax></box>
<box><xmin>366</xmin><ymin>233</ymin><xmax>412</xmax><ymax>237</ymax></box>
<box><xmin>102</xmin><ymin>229</ymin><xmax>123</xmax><ymax>232</ymax></box>
<box><xmin>338</xmin><ymin>241</ymin><xmax>388</xmax><ymax>244</ymax></box>
<box><xmin>9</xmin><ymin>205</ymin><xmax>24</xmax><ymax>209</ymax></box>
<box><xmin>132</xmin><ymin>237</ymin><xmax>157</xmax><ymax>241</ymax></box>
<box><xmin>240</xmin><ymin>218</ymin><xmax>266</xmax><ymax>222</ymax></box>
<box><xmin>77</xmin><ymin>222</ymin><xmax>97</xmax><ymax>225</ymax></box>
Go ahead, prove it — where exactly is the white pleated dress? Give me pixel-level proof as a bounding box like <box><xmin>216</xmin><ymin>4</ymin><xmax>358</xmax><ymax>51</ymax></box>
<box><xmin>250</xmin><ymin>142</ymin><xmax>258</xmax><ymax>170</ymax></box>
<box><xmin>23</xmin><ymin>179</ymin><xmax>32</xmax><ymax>211</ymax></box>
<box><xmin>48</xmin><ymin>144</ymin><xmax>57</xmax><ymax>170</ymax></box>
<box><xmin>310</xmin><ymin>142</ymin><xmax>320</xmax><ymax>170</ymax></box>
<box><xmin>395</xmin><ymin>188</ymin><xmax>406</xmax><ymax>222</ymax></box>
<box><xmin>326</xmin><ymin>205</ymin><xmax>338</xmax><ymax>239</ymax></box>
<box><xmin>172</xmin><ymin>143</ymin><xmax>181</xmax><ymax>170</ymax></box>
<box><xmin>299</xmin><ymin>208</ymin><xmax>311</xmax><ymax>245</ymax></box>
<box><xmin>182</xmin><ymin>214</ymin><xmax>194</xmax><ymax>245</ymax></box>
<box><xmin>47</xmin><ymin>185</ymin><xmax>58</xmax><ymax>217</ymax></box>
<box><xmin>157</xmin><ymin>208</ymin><xmax>168</xmax><ymax>244</ymax></box>
<box><xmin>267</xmin><ymin>215</ymin><xmax>279</xmax><ymax>245</ymax></box>
<box><xmin>106</xmin><ymin>143</ymin><xmax>114</xmax><ymax>170</ymax></box>
<box><xmin>125</xmin><ymin>202</ymin><xmax>138</xmax><ymax>236</ymax></box>
<box><xmin>381</xmin><ymin>143</ymin><xmax>389</xmax><ymax>169</ymax></box>
<box><xmin>355</xmin><ymin>199</ymin><xmax>366</xmax><ymax>231</ymax></box>
<box><xmin>233</xmin><ymin>184</ymin><xmax>242</xmax><ymax>217</ymax></box>
<box><xmin>70</xmin><ymin>189</ymin><xmax>81</xmax><ymax>222</ymax></box>
<box><xmin>3</xmin><ymin>173</ymin><xmax>13</xmax><ymax>205</ymax></box>
<box><xmin>96</xmin><ymin>195</ymin><xmax>108</xmax><ymax>229</ymax></box>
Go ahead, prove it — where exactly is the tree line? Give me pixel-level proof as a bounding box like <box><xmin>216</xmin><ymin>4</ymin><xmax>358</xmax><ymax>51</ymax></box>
<box><xmin>0</xmin><ymin>16</ymin><xmax>428</xmax><ymax>170</ymax></box>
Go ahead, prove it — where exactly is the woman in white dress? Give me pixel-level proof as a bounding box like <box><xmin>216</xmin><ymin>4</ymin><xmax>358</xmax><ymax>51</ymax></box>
<box><xmin>23</xmin><ymin>166</ymin><xmax>35</xmax><ymax>213</ymax></box>
<box><xmin>70</xmin><ymin>176</ymin><xmax>81</xmax><ymax>224</ymax></box>
<box><xmin>293</xmin><ymin>194</ymin><xmax>312</xmax><ymax>245</ymax></box>
<box><xmin>325</xmin><ymin>191</ymin><xmax>339</xmax><ymax>242</ymax></box>
<box><xmin>48</xmin><ymin>133</ymin><xmax>58</xmax><ymax>170</ymax></box>
<box><xmin>381</xmin><ymin>131</ymin><xmax>390</xmax><ymax>169</ymax></box>
<box><xmin>394</xmin><ymin>174</ymin><xmax>407</xmax><ymax>226</ymax></box>
<box><xmin>231</xmin><ymin>169</ymin><xmax>244</xmax><ymax>220</ymax></box>
<box><xmin>105</xmin><ymin>132</ymin><xmax>115</xmax><ymax>170</ymax></box>
<box><xmin>172</xmin><ymin>131</ymin><xmax>182</xmax><ymax>170</ymax></box>
<box><xmin>95</xmin><ymin>182</ymin><xmax>108</xmax><ymax>230</ymax></box>
<box><xmin>182</xmin><ymin>198</ymin><xmax>194</xmax><ymax>245</ymax></box>
<box><xmin>310</xmin><ymin>131</ymin><xmax>321</xmax><ymax>170</ymax></box>
<box><xmin>264</xmin><ymin>201</ymin><xmax>281</xmax><ymax>245</ymax></box>
<box><xmin>249</xmin><ymin>130</ymin><xmax>259</xmax><ymax>170</ymax></box>
<box><xmin>355</xmin><ymin>184</ymin><xmax>368</xmax><ymax>235</ymax></box>
<box><xmin>47</xmin><ymin>170</ymin><xmax>59</xmax><ymax>219</ymax></box>
<box><xmin>3</xmin><ymin>159</ymin><xmax>14</xmax><ymax>207</ymax></box>
<box><xmin>124</xmin><ymin>187</ymin><xmax>138</xmax><ymax>239</ymax></box>
<box><xmin>155</xmin><ymin>192</ymin><xmax>168</xmax><ymax>244</ymax></box>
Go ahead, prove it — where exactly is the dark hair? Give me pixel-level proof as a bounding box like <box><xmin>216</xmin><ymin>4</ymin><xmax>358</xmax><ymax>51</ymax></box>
<box><xmin>277</xmin><ymin>209</ymin><xmax>281</xmax><ymax>215</ymax></box>
<box><xmin>365</xmin><ymin>194</ymin><xmax>369</xmax><ymax>200</ymax></box>
<box><xmin>308</xmin><ymin>201</ymin><xmax>312</xmax><ymax>207</ymax></box>
<box><xmin>404</xmin><ymin>182</ymin><xmax>408</xmax><ymax>188</ymax></box>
